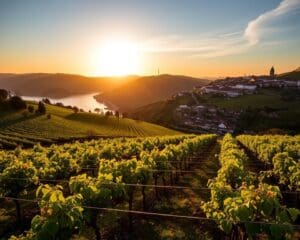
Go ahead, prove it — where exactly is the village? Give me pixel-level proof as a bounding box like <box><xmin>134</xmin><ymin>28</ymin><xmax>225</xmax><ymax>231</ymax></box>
<box><xmin>175</xmin><ymin>102</ymin><xmax>240</xmax><ymax>134</ymax></box>
<box><xmin>173</xmin><ymin>67</ymin><xmax>300</xmax><ymax>134</ymax></box>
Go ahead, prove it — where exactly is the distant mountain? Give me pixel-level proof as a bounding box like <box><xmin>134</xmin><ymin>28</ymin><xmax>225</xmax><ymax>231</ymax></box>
<box><xmin>279</xmin><ymin>67</ymin><xmax>300</xmax><ymax>80</ymax></box>
<box><xmin>95</xmin><ymin>74</ymin><xmax>210</xmax><ymax>111</ymax></box>
<box><xmin>0</xmin><ymin>73</ymin><xmax>136</xmax><ymax>98</ymax></box>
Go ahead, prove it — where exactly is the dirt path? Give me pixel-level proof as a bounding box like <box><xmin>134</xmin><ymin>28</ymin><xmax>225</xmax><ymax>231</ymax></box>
<box><xmin>122</xmin><ymin>139</ymin><xmax>224</xmax><ymax>240</ymax></box>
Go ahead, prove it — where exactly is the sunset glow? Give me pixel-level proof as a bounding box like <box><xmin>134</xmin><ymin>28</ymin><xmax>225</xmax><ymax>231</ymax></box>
<box><xmin>92</xmin><ymin>40</ymin><xmax>140</xmax><ymax>76</ymax></box>
<box><xmin>0</xmin><ymin>0</ymin><xmax>299</xmax><ymax>77</ymax></box>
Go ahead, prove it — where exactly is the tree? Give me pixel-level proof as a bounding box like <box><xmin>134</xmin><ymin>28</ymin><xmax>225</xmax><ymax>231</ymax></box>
<box><xmin>42</xmin><ymin>98</ymin><xmax>51</xmax><ymax>104</ymax></box>
<box><xmin>0</xmin><ymin>89</ymin><xmax>8</xmax><ymax>102</ymax></box>
<box><xmin>55</xmin><ymin>102</ymin><xmax>64</xmax><ymax>107</ymax></box>
<box><xmin>9</xmin><ymin>96</ymin><xmax>27</xmax><ymax>110</ymax></box>
<box><xmin>73</xmin><ymin>106</ymin><xmax>79</xmax><ymax>113</ymax></box>
<box><xmin>270</xmin><ymin>66</ymin><xmax>275</xmax><ymax>79</ymax></box>
<box><xmin>27</xmin><ymin>105</ymin><xmax>34</xmax><ymax>113</ymax></box>
<box><xmin>105</xmin><ymin>111</ymin><xmax>112</xmax><ymax>116</ymax></box>
<box><xmin>115</xmin><ymin>111</ymin><xmax>120</xmax><ymax>119</ymax></box>
<box><xmin>37</xmin><ymin>101</ymin><xmax>46</xmax><ymax>114</ymax></box>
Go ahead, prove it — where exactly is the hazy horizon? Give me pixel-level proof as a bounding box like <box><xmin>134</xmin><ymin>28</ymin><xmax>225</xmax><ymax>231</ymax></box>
<box><xmin>0</xmin><ymin>69</ymin><xmax>296</xmax><ymax>80</ymax></box>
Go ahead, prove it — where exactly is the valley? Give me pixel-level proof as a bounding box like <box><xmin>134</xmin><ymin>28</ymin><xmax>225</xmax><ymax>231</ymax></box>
<box><xmin>131</xmin><ymin>68</ymin><xmax>300</xmax><ymax>134</ymax></box>
<box><xmin>1</xmin><ymin>1</ymin><xmax>300</xmax><ymax>239</ymax></box>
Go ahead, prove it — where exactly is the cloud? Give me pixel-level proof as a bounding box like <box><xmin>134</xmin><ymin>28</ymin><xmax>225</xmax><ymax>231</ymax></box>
<box><xmin>140</xmin><ymin>31</ymin><xmax>250</xmax><ymax>58</ymax></box>
<box><xmin>140</xmin><ymin>0</ymin><xmax>300</xmax><ymax>59</ymax></box>
<box><xmin>244</xmin><ymin>0</ymin><xmax>300</xmax><ymax>45</ymax></box>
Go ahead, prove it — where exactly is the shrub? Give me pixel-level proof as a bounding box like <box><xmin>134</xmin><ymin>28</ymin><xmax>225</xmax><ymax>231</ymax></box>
<box><xmin>47</xmin><ymin>113</ymin><xmax>51</xmax><ymax>119</ymax></box>
<box><xmin>27</xmin><ymin>105</ymin><xmax>34</xmax><ymax>113</ymax></box>
<box><xmin>9</xmin><ymin>96</ymin><xmax>27</xmax><ymax>110</ymax></box>
<box><xmin>73</xmin><ymin>106</ymin><xmax>79</xmax><ymax>113</ymax></box>
<box><xmin>0</xmin><ymin>89</ymin><xmax>8</xmax><ymax>102</ymax></box>
<box><xmin>42</xmin><ymin>98</ymin><xmax>51</xmax><ymax>104</ymax></box>
<box><xmin>37</xmin><ymin>101</ymin><xmax>46</xmax><ymax>114</ymax></box>
<box><xmin>55</xmin><ymin>102</ymin><xmax>64</xmax><ymax>107</ymax></box>
<box><xmin>21</xmin><ymin>110</ymin><xmax>29</xmax><ymax>118</ymax></box>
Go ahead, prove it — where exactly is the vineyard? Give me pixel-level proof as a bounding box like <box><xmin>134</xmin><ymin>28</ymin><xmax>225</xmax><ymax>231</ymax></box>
<box><xmin>0</xmin><ymin>102</ymin><xmax>179</xmax><ymax>148</ymax></box>
<box><xmin>0</xmin><ymin>134</ymin><xmax>299</xmax><ymax>239</ymax></box>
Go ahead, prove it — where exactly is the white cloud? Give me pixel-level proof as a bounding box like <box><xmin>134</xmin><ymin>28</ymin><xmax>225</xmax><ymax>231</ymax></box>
<box><xmin>140</xmin><ymin>0</ymin><xmax>300</xmax><ymax>59</ymax></box>
<box><xmin>140</xmin><ymin>31</ymin><xmax>250</xmax><ymax>58</ymax></box>
<box><xmin>244</xmin><ymin>0</ymin><xmax>300</xmax><ymax>45</ymax></box>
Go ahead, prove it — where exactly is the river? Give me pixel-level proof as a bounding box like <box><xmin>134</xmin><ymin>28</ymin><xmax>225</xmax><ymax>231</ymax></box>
<box><xmin>22</xmin><ymin>93</ymin><xmax>112</xmax><ymax>113</ymax></box>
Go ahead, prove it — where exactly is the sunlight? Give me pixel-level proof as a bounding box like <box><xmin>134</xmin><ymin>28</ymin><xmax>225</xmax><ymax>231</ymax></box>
<box><xmin>93</xmin><ymin>39</ymin><xmax>140</xmax><ymax>76</ymax></box>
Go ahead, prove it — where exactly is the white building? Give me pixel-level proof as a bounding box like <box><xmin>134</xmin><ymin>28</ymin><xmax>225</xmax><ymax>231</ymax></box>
<box><xmin>194</xmin><ymin>105</ymin><xmax>205</xmax><ymax>109</ymax></box>
<box><xmin>201</xmin><ymin>87</ymin><xmax>242</xmax><ymax>97</ymax></box>
<box><xmin>232</xmin><ymin>84</ymin><xmax>257</xmax><ymax>90</ymax></box>
<box><xmin>178</xmin><ymin>105</ymin><xmax>189</xmax><ymax>109</ymax></box>
<box><xmin>218</xmin><ymin>123</ymin><xmax>227</xmax><ymax>129</ymax></box>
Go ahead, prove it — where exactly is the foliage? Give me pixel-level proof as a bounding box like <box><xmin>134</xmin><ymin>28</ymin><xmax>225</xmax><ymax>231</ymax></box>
<box><xmin>37</xmin><ymin>101</ymin><xmax>46</xmax><ymax>114</ymax></box>
<box><xmin>0</xmin><ymin>101</ymin><xmax>180</xmax><ymax>148</ymax></box>
<box><xmin>0</xmin><ymin>160</ymin><xmax>38</xmax><ymax>198</ymax></box>
<box><xmin>0</xmin><ymin>89</ymin><xmax>9</xmax><ymax>102</ymax></box>
<box><xmin>237</xmin><ymin>135</ymin><xmax>300</xmax><ymax>191</ymax></box>
<box><xmin>4</xmin><ymin>134</ymin><xmax>216</xmax><ymax>239</ymax></box>
<box><xmin>202</xmin><ymin>134</ymin><xmax>300</xmax><ymax>239</ymax></box>
<box><xmin>9</xmin><ymin>96</ymin><xmax>27</xmax><ymax>110</ymax></box>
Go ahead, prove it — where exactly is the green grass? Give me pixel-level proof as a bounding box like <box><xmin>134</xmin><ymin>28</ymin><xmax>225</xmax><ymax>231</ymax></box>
<box><xmin>200</xmin><ymin>89</ymin><xmax>300</xmax><ymax>133</ymax></box>
<box><xmin>132</xmin><ymin>89</ymin><xmax>300</xmax><ymax>133</ymax></box>
<box><xmin>202</xmin><ymin>89</ymin><xmax>300</xmax><ymax>110</ymax></box>
<box><xmin>133</xmin><ymin>95</ymin><xmax>195</xmax><ymax>125</ymax></box>
<box><xmin>0</xmin><ymin>102</ymin><xmax>180</xmax><ymax>147</ymax></box>
<box><xmin>279</xmin><ymin>69</ymin><xmax>300</xmax><ymax>80</ymax></box>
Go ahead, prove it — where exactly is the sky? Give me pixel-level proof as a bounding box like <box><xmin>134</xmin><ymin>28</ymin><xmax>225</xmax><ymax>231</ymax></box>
<box><xmin>0</xmin><ymin>0</ymin><xmax>300</xmax><ymax>77</ymax></box>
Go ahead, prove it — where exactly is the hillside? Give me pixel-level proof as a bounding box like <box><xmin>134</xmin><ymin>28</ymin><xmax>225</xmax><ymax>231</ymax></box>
<box><xmin>131</xmin><ymin>88</ymin><xmax>300</xmax><ymax>133</ymax></box>
<box><xmin>0</xmin><ymin>73</ymin><xmax>137</xmax><ymax>98</ymax></box>
<box><xmin>0</xmin><ymin>102</ymin><xmax>179</xmax><ymax>148</ymax></box>
<box><xmin>95</xmin><ymin>74</ymin><xmax>210</xmax><ymax>111</ymax></box>
<box><xmin>278</xmin><ymin>67</ymin><xmax>300</xmax><ymax>80</ymax></box>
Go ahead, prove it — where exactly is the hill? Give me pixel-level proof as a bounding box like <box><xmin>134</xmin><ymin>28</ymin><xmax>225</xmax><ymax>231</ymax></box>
<box><xmin>278</xmin><ymin>67</ymin><xmax>300</xmax><ymax>80</ymax></box>
<box><xmin>131</xmin><ymin>88</ymin><xmax>300</xmax><ymax>133</ymax></box>
<box><xmin>0</xmin><ymin>102</ymin><xmax>179</xmax><ymax>148</ymax></box>
<box><xmin>0</xmin><ymin>73</ymin><xmax>137</xmax><ymax>98</ymax></box>
<box><xmin>95</xmin><ymin>74</ymin><xmax>210</xmax><ymax>111</ymax></box>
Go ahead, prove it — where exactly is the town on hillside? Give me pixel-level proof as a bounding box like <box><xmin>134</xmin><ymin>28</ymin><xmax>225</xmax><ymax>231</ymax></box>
<box><xmin>172</xmin><ymin>67</ymin><xmax>300</xmax><ymax>134</ymax></box>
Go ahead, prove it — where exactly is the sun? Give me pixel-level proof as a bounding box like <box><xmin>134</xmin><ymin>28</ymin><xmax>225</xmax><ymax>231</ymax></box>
<box><xmin>93</xmin><ymin>40</ymin><xmax>140</xmax><ymax>76</ymax></box>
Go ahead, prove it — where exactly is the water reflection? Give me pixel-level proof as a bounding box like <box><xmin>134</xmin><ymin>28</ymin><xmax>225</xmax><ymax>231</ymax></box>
<box><xmin>22</xmin><ymin>93</ymin><xmax>111</xmax><ymax>113</ymax></box>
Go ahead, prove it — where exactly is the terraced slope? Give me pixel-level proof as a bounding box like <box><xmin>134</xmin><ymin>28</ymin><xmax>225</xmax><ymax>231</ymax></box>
<box><xmin>0</xmin><ymin>102</ymin><xmax>180</xmax><ymax>148</ymax></box>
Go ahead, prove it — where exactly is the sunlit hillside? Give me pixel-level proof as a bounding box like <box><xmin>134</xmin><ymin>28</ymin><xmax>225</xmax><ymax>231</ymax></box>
<box><xmin>0</xmin><ymin>102</ymin><xmax>179</xmax><ymax>148</ymax></box>
<box><xmin>0</xmin><ymin>73</ymin><xmax>137</xmax><ymax>98</ymax></box>
<box><xmin>96</xmin><ymin>74</ymin><xmax>210</xmax><ymax>111</ymax></box>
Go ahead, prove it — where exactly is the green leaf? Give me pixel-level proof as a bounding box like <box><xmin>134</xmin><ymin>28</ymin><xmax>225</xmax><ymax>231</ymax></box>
<box><xmin>50</xmin><ymin>193</ymin><xmax>57</xmax><ymax>202</ymax></box>
<box><xmin>278</xmin><ymin>210</ymin><xmax>290</xmax><ymax>222</ymax></box>
<box><xmin>236</xmin><ymin>206</ymin><xmax>250</xmax><ymax>221</ymax></box>
<box><xmin>44</xmin><ymin>220</ymin><xmax>59</xmax><ymax>235</ymax></box>
<box><xmin>220</xmin><ymin>220</ymin><xmax>232</xmax><ymax>234</ymax></box>
<box><xmin>270</xmin><ymin>224</ymin><xmax>284</xmax><ymax>240</ymax></box>
<box><xmin>261</xmin><ymin>199</ymin><xmax>273</xmax><ymax>216</ymax></box>
<box><xmin>245</xmin><ymin>222</ymin><xmax>260</xmax><ymax>237</ymax></box>
<box><xmin>287</xmin><ymin>208</ymin><xmax>300</xmax><ymax>222</ymax></box>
